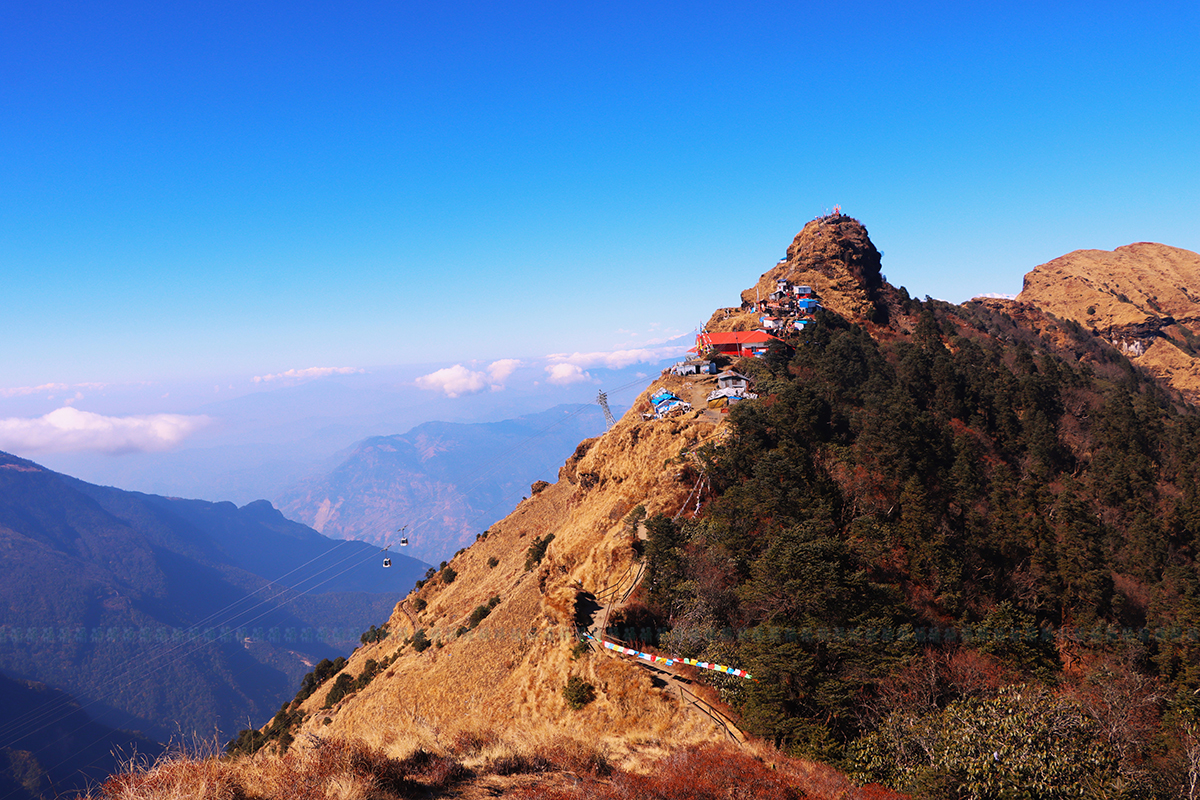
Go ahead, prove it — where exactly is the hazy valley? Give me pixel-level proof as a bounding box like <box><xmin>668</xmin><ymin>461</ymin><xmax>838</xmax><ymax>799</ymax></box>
<box><xmin>276</xmin><ymin>404</ymin><xmax>609</xmax><ymax>564</ymax></box>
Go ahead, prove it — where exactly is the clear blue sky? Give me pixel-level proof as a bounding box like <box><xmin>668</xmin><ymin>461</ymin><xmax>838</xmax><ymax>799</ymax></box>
<box><xmin>3</xmin><ymin>0</ymin><xmax>1197</xmax><ymax>390</ymax></box>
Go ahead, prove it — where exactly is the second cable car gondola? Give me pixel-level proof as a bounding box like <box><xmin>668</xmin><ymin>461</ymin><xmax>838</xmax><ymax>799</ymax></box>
<box><xmin>382</xmin><ymin>557</ymin><xmax>392</xmax><ymax>568</ymax></box>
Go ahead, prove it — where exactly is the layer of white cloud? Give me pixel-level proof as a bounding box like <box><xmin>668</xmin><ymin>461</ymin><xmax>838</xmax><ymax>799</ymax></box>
<box><xmin>545</xmin><ymin>363</ymin><xmax>592</xmax><ymax>385</ymax></box>
<box><xmin>486</xmin><ymin>359</ymin><xmax>521</xmax><ymax>383</ymax></box>
<box><xmin>0</xmin><ymin>383</ymin><xmax>68</xmax><ymax>398</ymax></box>
<box><xmin>0</xmin><ymin>407</ymin><xmax>211</xmax><ymax>455</ymax></box>
<box><xmin>546</xmin><ymin>345</ymin><xmax>688</xmax><ymax>370</ymax></box>
<box><xmin>253</xmin><ymin>367</ymin><xmax>363</xmax><ymax>383</ymax></box>
<box><xmin>0</xmin><ymin>382</ymin><xmax>108</xmax><ymax>399</ymax></box>
<box><xmin>637</xmin><ymin>333</ymin><xmax>686</xmax><ymax>346</ymax></box>
<box><xmin>415</xmin><ymin>360</ymin><xmax>523</xmax><ymax>397</ymax></box>
<box><xmin>415</xmin><ymin>346</ymin><xmax>687</xmax><ymax>396</ymax></box>
<box><xmin>972</xmin><ymin>292</ymin><xmax>1018</xmax><ymax>300</ymax></box>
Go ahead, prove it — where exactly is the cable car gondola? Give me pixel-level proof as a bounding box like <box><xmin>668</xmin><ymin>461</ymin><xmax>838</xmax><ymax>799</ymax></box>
<box><xmin>382</xmin><ymin>557</ymin><xmax>392</xmax><ymax>568</ymax></box>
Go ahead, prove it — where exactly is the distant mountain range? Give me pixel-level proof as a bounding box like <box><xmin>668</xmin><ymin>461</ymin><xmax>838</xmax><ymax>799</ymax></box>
<box><xmin>275</xmin><ymin>403</ymin><xmax>608</xmax><ymax>563</ymax></box>
<box><xmin>27</xmin><ymin>359</ymin><xmax>675</xmax><ymax>507</ymax></box>
<box><xmin>0</xmin><ymin>450</ymin><xmax>428</xmax><ymax>754</ymax></box>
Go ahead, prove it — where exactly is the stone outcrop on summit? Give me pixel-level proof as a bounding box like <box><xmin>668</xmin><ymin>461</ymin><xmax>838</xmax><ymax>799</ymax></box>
<box><xmin>705</xmin><ymin>214</ymin><xmax>885</xmax><ymax>335</ymax></box>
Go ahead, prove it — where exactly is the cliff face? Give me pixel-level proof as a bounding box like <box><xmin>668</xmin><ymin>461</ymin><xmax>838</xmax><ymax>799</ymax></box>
<box><xmin>775</xmin><ymin>214</ymin><xmax>884</xmax><ymax>295</ymax></box>
<box><xmin>1017</xmin><ymin>242</ymin><xmax>1200</xmax><ymax>401</ymax></box>
<box><xmin>703</xmin><ymin>215</ymin><xmax>883</xmax><ymax>334</ymax></box>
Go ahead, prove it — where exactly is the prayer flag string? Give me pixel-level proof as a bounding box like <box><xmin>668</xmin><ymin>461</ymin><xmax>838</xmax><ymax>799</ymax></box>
<box><xmin>591</xmin><ymin>636</ymin><xmax>754</xmax><ymax>680</ymax></box>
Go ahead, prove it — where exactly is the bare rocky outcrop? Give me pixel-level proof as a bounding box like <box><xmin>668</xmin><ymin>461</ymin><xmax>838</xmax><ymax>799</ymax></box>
<box><xmin>706</xmin><ymin>214</ymin><xmax>884</xmax><ymax>333</ymax></box>
<box><xmin>1017</xmin><ymin>242</ymin><xmax>1200</xmax><ymax>401</ymax></box>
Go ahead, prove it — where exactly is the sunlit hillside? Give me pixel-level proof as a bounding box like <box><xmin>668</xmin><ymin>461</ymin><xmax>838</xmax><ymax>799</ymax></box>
<box><xmin>92</xmin><ymin>217</ymin><xmax>1200</xmax><ymax>799</ymax></box>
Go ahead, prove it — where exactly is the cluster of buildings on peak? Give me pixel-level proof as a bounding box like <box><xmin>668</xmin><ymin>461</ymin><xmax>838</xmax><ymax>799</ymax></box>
<box><xmin>690</xmin><ymin>278</ymin><xmax>824</xmax><ymax>363</ymax></box>
<box><xmin>643</xmin><ymin>369</ymin><xmax>758</xmax><ymax>421</ymax></box>
<box><xmin>644</xmin><ymin>278</ymin><xmax>825</xmax><ymax>420</ymax></box>
<box><xmin>691</xmin><ymin>277</ymin><xmax>824</xmax><ymax>363</ymax></box>
<box><xmin>755</xmin><ymin>277</ymin><xmax>823</xmax><ymax>332</ymax></box>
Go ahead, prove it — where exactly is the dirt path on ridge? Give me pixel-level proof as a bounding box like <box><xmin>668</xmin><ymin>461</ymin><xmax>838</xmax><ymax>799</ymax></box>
<box><xmin>575</xmin><ymin>524</ymin><xmax>747</xmax><ymax>745</ymax></box>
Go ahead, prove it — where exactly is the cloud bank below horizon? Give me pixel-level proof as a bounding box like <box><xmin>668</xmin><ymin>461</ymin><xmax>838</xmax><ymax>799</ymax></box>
<box><xmin>253</xmin><ymin>367</ymin><xmax>364</xmax><ymax>383</ymax></box>
<box><xmin>0</xmin><ymin>408</ymin><xmax>211</xmax><ymax>455</ymax></box>
<box><xmin>543</xmin><ymin>345</ymin><xmax>689</xmax><ymax>385</ymax></box>
<box><xmin>0</xmin><ymin>382</ymin><xmax>109</xmax><ymax>399</ymax></box>
<box><xmin>415</xmin><ymin>359</ymin><xmax>522</xmax><ymax>397</ymax></box>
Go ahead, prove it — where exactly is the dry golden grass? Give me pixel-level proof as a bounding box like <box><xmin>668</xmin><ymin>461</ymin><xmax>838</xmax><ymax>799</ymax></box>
<box><xmin>92</xmin><ymin>735</ymin><xmax>905</xmax><ymax>800</ymax></box>
<box><xmin>93</xmin><ymin>219</ymin><xmax>940</xmax><ymax>800</ymax></box>
<box><xmin>1016</xmin><ymin>241</ymin><xmax>1200</xmax><ymax>400</ymax></box>
<box><xmin>184</xmin><ymin>350</ymin><xmax>778</xmax><ymax>799</ymax></box>
<box><xmin>94</xmin><ymin>736</ymin><xmax>477</xmax><ymax>800</ymax></box>
<box><xmin>273</xmin><ymin>385</ymin><xmax>734</xmax><ymax>770</ymax></box>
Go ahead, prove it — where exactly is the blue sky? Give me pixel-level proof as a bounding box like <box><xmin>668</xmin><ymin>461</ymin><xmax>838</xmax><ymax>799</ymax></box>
<box><xmin>2</xmin><ymin>1</ymin><xmax>1197</xmax><ymax>409</ymax></box>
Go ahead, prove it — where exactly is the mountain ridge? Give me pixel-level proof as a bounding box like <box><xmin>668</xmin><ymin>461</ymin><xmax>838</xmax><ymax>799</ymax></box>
<box><xmin>93</xmin><ymin>217</ymin><xmax>1200</xmax><ymax>799</ymax></box>
<box><xmin>275</xmin><ymin>403</ymin><xmax>609</xmax><ymax>563</ymax></box>
<box><xmin>1016</xmin><ymin>241</ymin><xmax>1200</xmax><ymax>400</ymax></box>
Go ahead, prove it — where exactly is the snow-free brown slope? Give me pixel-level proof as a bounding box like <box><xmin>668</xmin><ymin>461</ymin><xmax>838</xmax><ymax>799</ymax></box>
<box><xmin>290</xmin><ymin>373</ymin><xmax>734</xmax><ymax>766</ymax></box>
<box><xmin>279</xmin><ymin>215</ymin><xmax>906</xmax><ymax>768</ymax></box>
<box><xmin>1017</xmin><ymin>242</ymin><xmax>1200</xmax><ymax>400</ymax></box>
<box><xmin>269</xmin><ymin>222</ymin><xmax>1200</xmax><ymax>774</ymax></box>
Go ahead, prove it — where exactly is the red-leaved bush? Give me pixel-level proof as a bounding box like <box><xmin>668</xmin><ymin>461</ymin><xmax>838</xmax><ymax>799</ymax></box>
<box><xmin>506</xmin><ymin>743</ymin><xmax>909</xmax><ymax>800</ymax></box>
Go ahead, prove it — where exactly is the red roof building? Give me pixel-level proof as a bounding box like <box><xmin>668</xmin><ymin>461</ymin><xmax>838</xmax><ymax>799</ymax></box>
<box><xmin>694</xmin><ymin>330</ymin><xmax>782</xmax><ymax>359</ymax></box>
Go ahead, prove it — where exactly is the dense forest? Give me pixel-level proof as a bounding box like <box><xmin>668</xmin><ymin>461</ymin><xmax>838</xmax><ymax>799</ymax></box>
<box><xmin>628</xmin><ymin>297</ymin><xmax>1200</xmax><ymax>798</ymax></box>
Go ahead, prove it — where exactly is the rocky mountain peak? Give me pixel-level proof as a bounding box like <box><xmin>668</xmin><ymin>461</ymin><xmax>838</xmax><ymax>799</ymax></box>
<box><xmin>1016</xmin><ymin>242</ymin><xmax>1200</xmax><ymax>401</ymax></box>
<box><xmin>698</xmin><ymin>214</ymin><xmax>886</xmax><ymax>332</ymax></box>
<box><xmin>734</xmin><ymin>214</ymin><xmax>888</xmax><ymax>311</ymax></box>
<box><xmin>783</xmin><ymin>213</ymin><xmax>884</xmax><ymax>288</ymax></box>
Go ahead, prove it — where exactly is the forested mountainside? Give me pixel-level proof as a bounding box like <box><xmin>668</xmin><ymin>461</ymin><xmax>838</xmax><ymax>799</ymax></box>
<box><xmin>0</xmin><ymin>452</ymin><xmax>425</xmax><ymax>746</ymax></box>
<box><xmin>0</xmin><ymin>672</ymin><xmax>163</xmax><ymax>800</ymax></box>
<box><xmin>276</xmin><ymin>404</ymin><xmax>608</xmax><ymax>564</ymax></box>
<box><xmin>644</xmin><ymin>299</ymin><xmax>1200</xmax><ymax>795</ymax></box>
<box><xmin>97</xmin><ymin>218</ymin><xmax>1200</xmax><ymax>800</ymax></box>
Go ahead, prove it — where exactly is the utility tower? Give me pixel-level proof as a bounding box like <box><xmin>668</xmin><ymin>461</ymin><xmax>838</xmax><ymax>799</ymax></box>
<box><xmin>597</xmin><ymin>389</ymin><xmax>616</xmax><ymax>429</ymax></box>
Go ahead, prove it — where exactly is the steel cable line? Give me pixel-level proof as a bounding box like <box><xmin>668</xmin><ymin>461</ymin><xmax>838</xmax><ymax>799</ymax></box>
<box><xmin>0</xmin><ymin>538</ymin><xmax>376</xmax><ymax>750</ymax></box>
<box><xmin>391</xmin><ymin>380</ymin><xmax>648</xmax><ymax>544</ymax></box>
<box><xmin>1</xmin><ymin>532</ymin><xmax>392</xmax><ymax>784</ymax></box>
<box><xmin>0</xmin><ymin>536</ymin><xmax>377</xmax><ymax>749</ymax></box>
<box><xmin>5</xmin><ymin>374</ymin><xmax>658</xmax><ymax>786</ymax></box>
<box><xmin>0</xmin><ymin>535</ymin><xmax>367</xmax><ymax>744</ymax></box>
<box><xmin>0</xmin><ymin>544</ymin><xmax>392</xmax><ymax>800</ymax></box>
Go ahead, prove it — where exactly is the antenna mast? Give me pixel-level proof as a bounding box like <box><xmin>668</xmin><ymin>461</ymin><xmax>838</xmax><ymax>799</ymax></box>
<box><xmin>597</xmin><ymin>389</ymin><xmax>616</xmax><ymax>429</ymax></box>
